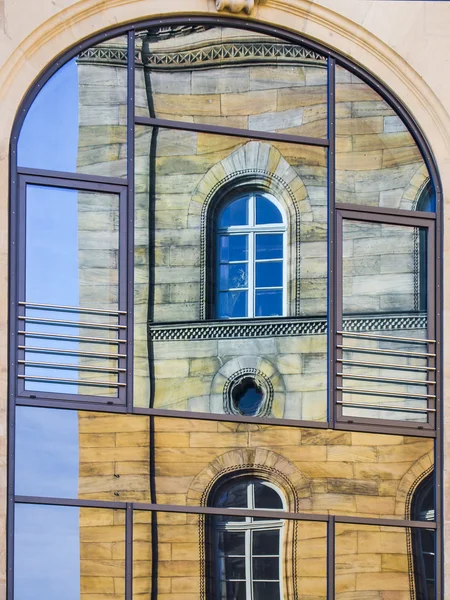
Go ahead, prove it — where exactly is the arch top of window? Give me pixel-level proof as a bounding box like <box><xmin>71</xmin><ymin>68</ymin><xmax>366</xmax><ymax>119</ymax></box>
<box><xmin>218</xmin><ymin>193</ymin><xmax>286</xmax><ymax>230</ymax></box>
<box><xmin>211</xmin><ymin>476</ymin><xmax>286</xmax><ymax>512</ymax></box>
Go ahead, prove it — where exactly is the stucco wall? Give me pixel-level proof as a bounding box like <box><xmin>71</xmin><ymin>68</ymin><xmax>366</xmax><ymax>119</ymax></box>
<box><xmin>1</xmin><ymin>1</ymin><xmax>450</xmax><ymax>597</ymax></box>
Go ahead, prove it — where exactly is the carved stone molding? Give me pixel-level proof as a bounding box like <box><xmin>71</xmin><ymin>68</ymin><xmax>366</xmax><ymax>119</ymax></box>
<box><xmin>216</xmin><ymin>0</ymin><xmax>264</xmax><ymax>15</ymax></box>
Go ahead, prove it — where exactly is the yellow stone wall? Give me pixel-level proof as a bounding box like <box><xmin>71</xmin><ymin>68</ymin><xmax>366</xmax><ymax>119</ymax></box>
<box><xmin>76</xmin><ymin>412</ymin><xmax>432</xmax><ymax>597</ymax></box>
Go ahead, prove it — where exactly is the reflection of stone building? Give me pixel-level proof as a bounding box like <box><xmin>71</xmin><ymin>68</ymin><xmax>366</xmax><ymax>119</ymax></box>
<box><xmin>76</xmin><ymin>412</ymin><xmax>434</xmax><ymax>599</ymax></box>
<box><xmin>24</xmin><ymin>22</ymin><xmax>437</xmax><ymax>600</ymax></box>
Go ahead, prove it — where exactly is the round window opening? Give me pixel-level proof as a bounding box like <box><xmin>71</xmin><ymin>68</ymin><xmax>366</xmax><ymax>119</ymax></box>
<box><xmin>224</xmin><ymin>368</ymin><xmax>274</xmax><ymax>417</ymax></box>
<box><xmin>231</xmin><ymin>376</ymin><xmax>265</xmax><ymax>416</ymax></box>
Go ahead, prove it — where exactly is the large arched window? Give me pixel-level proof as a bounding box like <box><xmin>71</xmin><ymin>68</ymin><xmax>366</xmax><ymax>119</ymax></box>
<box><xmin>216</xmin><ymin>193</ymin><xmax>286</xmax><ymax>319</ymax></box>
<box><xmin>210</xmin><ymin>477</ymin><xmax>285</xmax><ymax>599</ymax></box>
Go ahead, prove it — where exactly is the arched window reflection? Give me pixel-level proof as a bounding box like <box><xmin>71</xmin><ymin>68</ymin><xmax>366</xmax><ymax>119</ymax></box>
<box><xmin>412</xmin><ymin>473</ymin><xmax>435</xmax><ymax>600</ymax></box>
<box><xmin>210</xmin><ymin>477</ymin><xmax>285</xmax><ymax>599</ymax></box>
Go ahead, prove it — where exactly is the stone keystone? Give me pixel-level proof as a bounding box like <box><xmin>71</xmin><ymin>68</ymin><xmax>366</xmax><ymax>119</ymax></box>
<box><xmin>216</xmin><ymin>0</ymin><xmax>266</xmax><ymax>15</ymax></box>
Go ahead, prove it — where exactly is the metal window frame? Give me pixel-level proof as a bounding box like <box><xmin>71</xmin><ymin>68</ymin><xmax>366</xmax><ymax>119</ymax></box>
<box><xmin>7</xmin><ymin>14</ymin><xmax>443</xmax><ymax>600</ymax></box>
<box><xmin>335</xmin><ymin>208</ymin><xmax>437</xmax><ymax>431</ymax></box>
<box><xmin>14</xmin><ymin>173</ymin><xmax>129</xmax><ymax>405</ymax></box>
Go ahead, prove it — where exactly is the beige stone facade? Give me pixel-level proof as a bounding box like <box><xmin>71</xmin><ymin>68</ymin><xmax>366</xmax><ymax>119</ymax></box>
<box><xmin>2</xmin><ymin>1</ymin><xmax>450</xmax><ymax>599</ymax></box>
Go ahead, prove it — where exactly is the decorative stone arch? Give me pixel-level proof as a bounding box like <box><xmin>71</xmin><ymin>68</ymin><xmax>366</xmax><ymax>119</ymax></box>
<box><xmin>210</xmin><ymin>355</ymin><xmax>286</xmax><ymax>418</ymax></box>
<box><xmin>186</xmin><ymin>446</ymin><xmax>311</xmax><ymax>510</ymax></box>
<box><xmin>187</xmin><ymin>447</ymin><xmax>312</xmax><ymax>600</ymax></box>
<box><xmin>187</xmin><ymin>140</ymin><xmax>312</xmax><ymax>319</ymax></box>
<box><xmin>401</xmin><ymin>163</ymin><xmax>432</xmax><ymax>211</ymax></box>
<box><xmin>394</xmin><ymin>449</ymin><xmax>434</xmax><ymax>519</ymax></box>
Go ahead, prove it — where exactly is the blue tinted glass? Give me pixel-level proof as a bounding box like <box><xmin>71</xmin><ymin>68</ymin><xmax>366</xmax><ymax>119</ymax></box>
<box><xmin>220</xmin><ymin>264</ymin><xmax>248</xmax><ymax>290</ymax></box>
<box><xmin>18</xmin><ymin>61</ymin><xmax>79</xmax><ymax>173</ymax></box>
<box><xmin>256</xmin><ymin>195</ymin><xmax>283</xmax><ymax>225</ymax></box>
<box><xmin>15</xmin><ymin>504</ymin><xmax>81</xmax><ymax>600</ymax></box>
<box><xmin>256</xmin><ymin>234</ymin><xmax>283</xmax><ymax>260</ymax></box>
<box><xmin>232</xmin><ymin>379</ymin><xmax>263</xmax><ymax>416</ymax></box>
<box><xmin>255</xmin><ymin>290</ymin><xmax>283</xmax><ymax>317</ymax></box>
<box><xmin>219</xmin><ymin>291</ymin><xmax>247</xmax><ymax>318</ymax></box>
<box><xmin>220</xmin><ymin>197</ymin><xmax>248</xmax><ymax>227</ymax></box>
<box><xmin>219</xmin><ymin>235</ymin><xmax>248</xmax><ymax>262</ymax></box>
<box><xmin>256</xmin><ymin>262</ymin><xmax>283</xmax><ymax>288</ymax></box>
<box><xmin>15</xmin><ymin>407</ymin><xmax>79</xmax><ymax>498</ymax></box>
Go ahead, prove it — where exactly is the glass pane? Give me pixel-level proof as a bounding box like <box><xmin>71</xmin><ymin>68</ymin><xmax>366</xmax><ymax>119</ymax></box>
<box><xmin>216</xmin><ymin>482</ymin><xmax>249</xmax><ymax>509</ymax></box>
<box><xmin>220</xmin><ymin>197</ymin><xmax>248</xmax><ymax>228</ymax></box>
<box><xmin>341</xmin><ymin>219</ymin><xmax>431</xmax><ymax>423</ymax></box>
<box><xmin>220</xmin><ymin>235</ymin><xmax>248</xmax><ymax>262</ymax></box>
<box><xmin>231</xmin><ymin>378</ymin><xmax>264</xmax><ymax>416</ymax></box>
<box><xmin>253</xmin><ymin>530</ymin><xmax>280</xmax><ymax>555</ymax></box>
<box><xmin>253</xmin><ymin>557</ymin><xmax>279</xmax><ymax>579</ymax></box>
<box><xmin>220</xmin><ymin>581</ymin><xmax>247</xmax><ymax>600</ymax></box>
<box><xmin>225</xmin><ymin>556</ymin><xmax>246</xmax><ymax>579</ymax></box>
<box><xmin>335</xmin><ymin>523</ymin><xmax>433</xmax><ymax>599</ymax></box>
<box><xmin>253</xmin><ymin>581</ymin><xmax>281</xmax><ymax>599</ymax></box>
<box><xmin>335</xmin><ymin>65</ymin><xmax>434</xmax><ymax>211</ymax></box>
<box><xmin>255</xmin><ymin>289</ymin><xmax>283</xmax><ymax>317</ymax></box>
<box><xmin>15</xmin><ymin>504</ymin><xmax>125</xmax><ymax>600</ymax></box>
<box><xmin>256</xmin><ymin>262</ymin><xmax>283</xmax><ymax>288</ymax></box>
<box><xmin>256</xmin><ymin>196</ymin><xmax>283</xmax><ymax>224</ymax></box>
<box><xmin>18</xmin><ymin>36</ymin><xmax>128</xmax><ymax>177</ymax></box>
<box><xmin>135</xmin><ymin>26</ymin><xmax>327</xmax><ymax>137</ymax></box>
<box><xmin>219</xmin><ymin>291</ymin><xmax>248</xmax><ymax>319</ymax></box>
<box><xmin>254</xmin><ymin>483</ymin><xmax>283</xmax><ymax>509</ymax></box>
<box><xmin>15</xmin><ymin>407</ymin><xmax>151</xmax><ymax>502</ymax></box>
<box><xmin>23</xmin><ymin>185</ymin><xmax>121</xmax><ymax>397</ymax></box>
<box><xmin>256</xmin><ymin>234</ymin><xmax>283</xmax><ymax>260</ymax></box>
<box><xmin>26</xmin><ymin>185</ymin><xmax>119</xmax><ymax>310</ymax></box>
<box><xmin>219</xmin><ymin>531</ymin><xmax>246</xmax><ymax>555</ymax></box>
<box><xmin>220</xmin><ymin>263</ymin><xmax>248</xmax><ymax>290</ymax></box>
<box><xmin>151</xmin><ymin>417</ymin><xmax>434</xmax><ymax>521</ymax></box>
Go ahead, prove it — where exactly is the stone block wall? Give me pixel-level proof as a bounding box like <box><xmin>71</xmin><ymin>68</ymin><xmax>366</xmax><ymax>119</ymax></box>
<box><xmin>76</xmin><ymin>413</ymin><xmax>432</xmax><ymax>598</ymax></box>
<box><xmin>335</xmin><ymin>524</ymin><xmax>412</xmax><ymax>598</ymax></box>
<box><xmin>79</xmin><ymin>507</ymin><xmax>125</xmax><ymax>600</ymax></box>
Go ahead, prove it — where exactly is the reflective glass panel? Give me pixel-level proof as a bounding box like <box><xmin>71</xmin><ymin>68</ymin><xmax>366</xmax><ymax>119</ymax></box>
<box><xmin>134</xmin><ymin>126</ymin><xmax>327</xmax><ymax>409</ymax></box>
<box><xmin>133</xmin><ymin>511</ymin><xmax>326</xmax><ymax>600</ymax></box>
<box><xmin>220</xmin><ymin>235</ymin><xmax>249</xmax><ymax>262</ymax></box>
<box><xmin>256</xmin><ymin>234</ymin><xmax>283</xmax><ymax>260</ymax></box>
<box><xmin>152</xmin><ymin>417</ymin><xmax>434</xmax><ymax>520</ymax></box>
<box><xmin>256</xmin><ymin>196</ymin><xmax>283</xmax><ymax>225</ymax></box>
<box><xmin>135</xmin><ymin>26</ymin><xmax>328</xmax><ymax>137</ymax></box>
<box><xmin>341</xmin><ymin>219</ymin><xmax>432</xmax><ymax>423</ymax></box>
<box><xmin>220</xmin><ymin>197</ymin><xmax>249</xmax><ymax>227</ymax></box>
<box><xmin>15</xmin><ymin>407</ymin><xmax>150</xmax><ymax>502</ymax></box>
<box><xmin>255</xmin><ymin>289</ymin><xmax>283</xmax><ymax>317</ymax></box>
<box><xmin>335</xmin><ymin>523</ymin><xmax>434</xmax><ymax>599</ymax></box>
<box><xmin>255</xmin><ymin>261</ymin><xmax>283</xmax><ymax>287</ymax></box>
<box><xmin>219</xmin><ymin>291</ymin><xmax>248</xmax><ymax>319</ymax></box>
<box><xmin>15</xmin><ymin>504</ymin><xmax>125</xmax><ymax>600</ymax></box>
<box><xmin>335</xmin><ymin>65</ymin><xmax>434</xmax><ymax>211</ymax></box>
<box><xmin>23</xmin><ymin>184</ymin><xmax>121</xmax><ymax>397</ymax></box>
<box><xmin>18</xmin><ymin>36</ymin><xmax>128</xmax><ymax>177</ymax></box>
